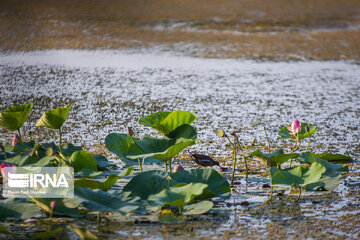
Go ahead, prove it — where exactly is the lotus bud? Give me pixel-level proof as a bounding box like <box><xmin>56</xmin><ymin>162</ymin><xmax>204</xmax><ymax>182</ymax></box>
<box><xmin>173</xmin><ymin>164</ymin><xmax>184</xmax><ymax>172</ymax></box>
<box><xmin>286</xmin><ymin>119</ymin><xmax>301</xmax><ymax>136</ymax></box>
<box><xmin>50</xmin><ymin>201</ymin><xmax>57</xmax><ymax>211</ymax></box>
<box><xmin>305</xmin><ymin>126</ymin><xmax>310</xmax><ymax>133</ymax></box>
<box><xmin>46</xmin><ymin>147</ymin><xmax>57</xmax><ymax>156</ymax></box>
<box><xmin>12</xmin><ymin>134</ymin><xmax>20</xmax><ymax>146</ymax></box>
<box><xmin>1</xmin><ymin>162</ymin><xmax>16</xmax><ymax>177</ymax></box>
<box><xmin>126</xmin><ymin>126</ymin><xmax>134</xmax><ymax>136</ymax></box>
<box><xmin>217</xmin><ymin>129</ymin><xmax>227</xmax><ymax>138</ymax></box>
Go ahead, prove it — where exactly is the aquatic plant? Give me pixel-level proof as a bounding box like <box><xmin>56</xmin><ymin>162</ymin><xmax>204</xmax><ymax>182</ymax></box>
<box><xmin>0</xmin><ymin>103</ymin><xmax>33</xmax><ymax>140</ymax></box>
<box><xmin>36</xmin><ymin>104</ymin><xmax>72</xmax><ymax>155</ymax></box>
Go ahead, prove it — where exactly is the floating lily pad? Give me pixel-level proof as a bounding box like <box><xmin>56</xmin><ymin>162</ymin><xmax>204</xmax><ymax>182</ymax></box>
<box><xmin>278</xmin><ymin>122</ymin><xmax>318</xmax><ymax>139</ymax></box>
<box><xmin>32</xmin><ymin>228</ymin><xmax>64</xmax><ymax>240</ymax></box>
<box><xmin>139</xmin><ymin>110</ymin><xmax>197</xmax><ymax>136</ymax></box>
<box><xmin>0</xmin><ymin>103</ymin><xmax>33</xmax><ymax>131</ymax></box>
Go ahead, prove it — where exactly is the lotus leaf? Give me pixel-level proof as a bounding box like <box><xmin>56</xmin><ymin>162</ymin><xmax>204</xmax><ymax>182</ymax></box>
<box><xmin>69</xmin><ymin>224</ymin><xmax>98</xmax><ymax>240</ymax></box>
<box><xmin>105</xmin><ymin>124</ymin><xmax>197</xmax><ymax>164</ymax></box>
<box><xmin>139</xmin><ymin>110</ymin><xmax>197</xmax><ymax>136</ymax></box>
<box><xmin>0</xmin><ymin>199</ymin><xmax>39</xmax><ymax>220</ymax></box>
<box><xmin>170</xmin><ymin>168</ymin><xmax>231</xmax><ymax>199</ymax></box>
<box><xmin>147</xmin><ymin>182</ymin><xmax>208</xmax><ymax>212</ymax></box>
<box><xmin>298</xmin><ymin>152</ymin><xmax>348</xmax><ymax>190</ymax></box>
<box><xmin>270</xmin><ymin>162</ymin><xmax>326</xmax><ymax>188</ymax></box>
<box><xmin>278</xmin><ymin>122</ymin><xmax>318</xmax><ymax>139</ymax></box>
<box><xmin>249</xmin><ymin>149</ymin><xmax>298</xmax><ymax>167</ymax></box>
<box><xmin>70</xmin><ymin>150</ymin><xmax>98</xmax><ymax>173</ymax></box>
<box><xmin>36</xmin><ymin>104</ymin><xmax>72</xmax><ymax>130</ymax></box>
<box><xmin>66</xmin><ymin>186</ymin><xmax>140</xmax><ymax>214</ymax></box>
<box><xmin>0</xmin><ymin>103</ymin><xmax>33</xmax><ymax>131</ymax></box>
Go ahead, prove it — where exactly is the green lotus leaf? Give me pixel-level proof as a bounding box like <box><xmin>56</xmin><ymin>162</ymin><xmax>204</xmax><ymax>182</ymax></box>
<box><xmin>65</xmin><ymin>186</ymin><xmax>140</xmax><ymax>214</ymax></box>
<box><xmin>75</xmin><ymin>174</ymin><xmax>119</xmax><ymax>191</ymax></box>
<box><xmin>36</xmin><ymin>104</ymin><xmax>72</xmax><ymax>130</ymax></box>
<box><xmin>70</xmin><ymin>150</ymin><xmax>98</xmax><ymax>173</ymax></box>
<box><xmin>313</xmin><ymin>152</ymin><xmax>353</xmax><ymax>163</ymax></box>
<box><xmin>0</xmin><ymin>103</ymin><xmax>33</xmax><ymax>131</ymax></box>
<box><xmin>270</xmin><ymin>162</ymin><xmax>326</xmax><ymax>188</ymax></box>
<box><xmin>30</xmin><ymin>197</ymin><xmax>81</xmax><ymax>218</ymax></box>
<box><xmin>123</xmin><ymin>170</ymin><xmax>171</xmax><ymax>200</ymax></box>
<box><xmin>32</xmin><ymin>228</ymin><xmax>64</xmax><ymax>240</ymax></box>
<box><xmin>147</xmin><ymin>182</ymin><xmax>208</xmax><ymax>212</ymax></box>
<box><xmin>139</xmin><ymin>110</ymin><xmax>197</xmax><ymax>136</ymax></box>
<box><xmin>182</xmin><ymin>200</ymin><xmax>214</xmax><ymax>215</ymax></box>
<box><xmin>298</xmin><ymin>152</ymin><xmax>348</xmax><ymax>190</ymax></box>
<box><xmin>69</xmin><ymin>224</ymin><xmax>98</xmax><ymax>240</ymax></box>
<box><xmin>249</xmin><ymin>149</ymin><xmax>298</xmax><ymax>167</ymax></box>
<box><xmin>105</xmin><ymin>124</ymin><xmax>198</xmax><ymax>164</ymax></box>
<box><xmin>278</xmin><ymin>122</ymin><xmax>318</xmax><ymax>139</ymax></box>
<box><xmin>105</xmin><ymin>133</ymin><xmax>162</xmax><ymax>165</ymax></box>
<box><xmin>0</xmin><ymin>199</ymin><xmax>40</xmax><ymax>220</ymax></box>
<box><xmin>170</xmin><ymin>168</ymin><xmax>231</xmax><ymax>199</ymax></box>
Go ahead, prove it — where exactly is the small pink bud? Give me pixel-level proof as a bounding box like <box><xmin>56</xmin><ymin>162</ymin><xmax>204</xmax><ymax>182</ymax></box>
<box><xmin>126</xmin><ymin>126</ymin><xmax>134</xmax><ymax>136</ymax></box>
<box><xmin>286</xmin><ymin>119</ymin><xmax>301</xmax><ymax>136</ymax></box>
<box><xmin>1</xmin><ymin>163</ymin><xmax>16</xmax><ymax>177</ymax></box>
<box><xmin>50</xmin><ymin>201</ymin><xmax>57</xmax><ymax>211</ymax></box>
<box><xmin>12</xmin><ymin>134</ymin><xmax>20</xmax><ymax>146</ymax></box>
<box><xmin>173</xmin><ymin>164</ymin><xmax>184</xmax><ymax>172</ymax></box>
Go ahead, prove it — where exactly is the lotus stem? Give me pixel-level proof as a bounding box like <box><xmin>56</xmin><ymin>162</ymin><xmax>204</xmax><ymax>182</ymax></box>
<box><xmin>263</xmin><ymin>126</ymin><xmax>271</xmax><ymax>153</ymax></box>
<box><xmin>233</xmin><ymin>136</ymin><xmax>248</xmax><ymax>179</ymax></box>
<box><xmin>178</xmin><ymin>207</ymin><xmax>182</xmax><ymax>214</ymax></box>
<box><xmin>289</xmin><ymin>135</ymin><xmax>298</xmax><ymax>168</ymax></box>
<box><xmin>97</xmin><ymin>211</ymin><xmax>101</xmax><ymax>224</ymax></box>
<box><xmin>269</xmin><ymin>171</ymin><xmax>273</xmax><ymax>201</ymax></box>
<box><xmin>244</xmin><ymin>156</ymin><xmax>249</xmax><ymax>180</ymax></box>
<box><xmin>306</xmin><ymin>135</ymin><xmax>311</xmax><ymax>151</ymax></box>
<box><xmin>1</xmin><ymin>149</ymin><xmax>8</xmax><ymax>160</ymax></box>
<box><xmin>226</xmin><ymin>136</ymin><xmax>237</xmax><ymax>184</ymax></box>
<box><xmin>17</xmin><ymin>129</ymin><xmax>22</xmax><ymax>141</ymax></box>
<box><xmin>137</xmin><ymin>158</ymin><xmax>143</xmax><ymax>173</ymax></box>
<box><xmin>58</xmin><ymin>128</ymin><xmax>63</xmax><ymax>155</ymax></box>
<box><xmin>164</xmin><ymin>161</ymin><xmax>168</xmax><ymax>172</ymax></box>
<box><xmin>168</xmin><ymin>160</ymin><xmax>172</xmax><ymax>173</ymax></box>
<box><xmin>130</xmin><ymin>135</ymin><xmax>144</xmax><ymax>172</ymax></box>
<box><xmin>295</xmin><ymin>187</ymin><xmax>301</xmax><ymax>202</ymax></box>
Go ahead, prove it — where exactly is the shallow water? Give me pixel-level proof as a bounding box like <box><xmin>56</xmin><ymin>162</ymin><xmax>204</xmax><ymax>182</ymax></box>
<box><xmin>0</xmin><ymin>50</ymin><xmax>360</xmax><ymax>239</ymax></box>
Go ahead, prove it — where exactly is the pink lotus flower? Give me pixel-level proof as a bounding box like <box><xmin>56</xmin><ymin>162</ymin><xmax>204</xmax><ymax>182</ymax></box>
<box><xmin>50</xmin><ymin>201</ymin><xmax>57</xmax><ymax>211</ymax></box>
<box><xmin>287</xmin><ymin>119</ymin><xmax>301</xmax><ymax>136</ymax></box>
<box><xmin>0</xmin><ymin>162</ymin><xmax>16</xmax><ymax>177</ymax></box>
<box><xmin>12</xmin><ymin>134</ymin><xmax>20</xmax><ymax>146</ymax></box>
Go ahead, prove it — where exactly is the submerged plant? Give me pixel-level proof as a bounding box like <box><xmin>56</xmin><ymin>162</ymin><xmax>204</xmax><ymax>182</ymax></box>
<box><xmin>36</xmin><ymin>104</ymin><xmax>72</xmax><ymax>155</ymax></box>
